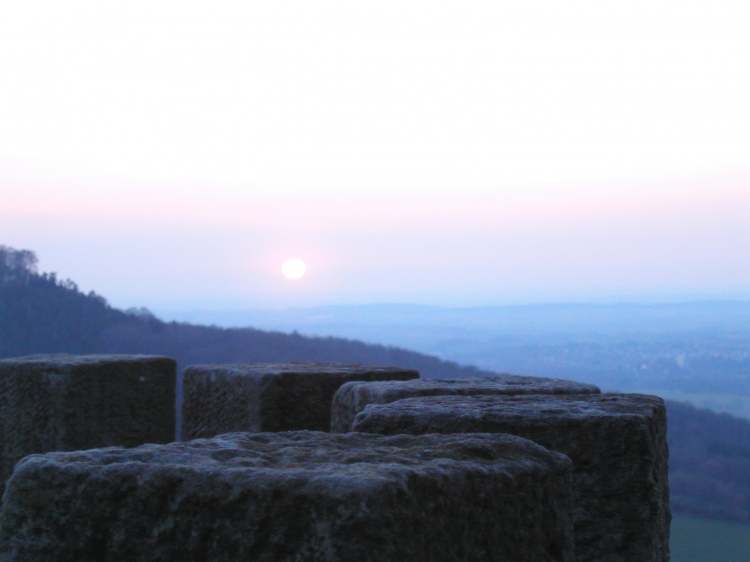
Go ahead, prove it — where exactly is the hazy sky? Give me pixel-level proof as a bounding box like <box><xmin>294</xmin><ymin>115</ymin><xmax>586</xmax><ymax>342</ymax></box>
<box><xmin>2</xmin><ymin>1</ymin><xmax>748</xmax><ymax>308</ymax></box>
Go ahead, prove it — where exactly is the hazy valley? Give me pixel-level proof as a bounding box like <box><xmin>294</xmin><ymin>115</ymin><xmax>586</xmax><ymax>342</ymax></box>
<box><xmin>163</xmin><ymin>302</ymin><xmax>750</xmax><ymax>421</ymax></box>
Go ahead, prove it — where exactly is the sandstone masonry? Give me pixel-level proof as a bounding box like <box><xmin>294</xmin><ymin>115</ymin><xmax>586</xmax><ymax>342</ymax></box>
<box><xmin>352</xmin><ymin>393</ymin><xmax>670</xmax><ymax>562</ymax></box>
<box><xmin>182</xmin><ymin>363</ymin><xmax>418</xmax><ymax>438</ymax></box>
<box><xmin>0</xmin><ymin>431</ymin><xmax>575</xmax><ymax>562</ymax></box>
<box><xmin>331</xmin><ymin>375</ymin><xmax>600</xmax><ymax>432</ymax></box>
<box><xmin>0</xmin><ymin>354</ymin><xmax>175</xmax><ymax>493</ymax></box>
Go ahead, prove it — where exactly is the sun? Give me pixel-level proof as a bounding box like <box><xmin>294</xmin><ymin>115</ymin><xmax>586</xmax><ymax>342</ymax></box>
<box><xmin>281</xmin><ymin>258</ymin><xmax>307</xmax><ymax>281</ymax></box>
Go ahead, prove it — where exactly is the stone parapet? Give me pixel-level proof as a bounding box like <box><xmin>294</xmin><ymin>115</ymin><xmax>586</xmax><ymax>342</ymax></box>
<box><xmin>0</xmin><ymin>431</ymin><xmax>575</xmax><ymax>562</ymax></box>
<box><xmin>331</xmin><ymin>375</ymin><xmax>600</xmax><ymax>432</ymax></box>
<box><xmin>0</xmin><ymin>354</ymin><xmax>176</xmax><ymax>494</ymax></box>
<box><xmin>183</xmin><ymin>362</ymin><xmax>418</xmax><ymax>438</ymax></box>
<box><xmin>352</xmin><ymin>393</ymin><xmax>670</xmax><ymax>562</ymax></box>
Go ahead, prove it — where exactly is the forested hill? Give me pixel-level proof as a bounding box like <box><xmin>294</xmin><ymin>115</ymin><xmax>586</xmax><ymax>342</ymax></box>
<box><xmin>669</xmin><ymin>401</ymin><xmax>750</xmax><ymax>522</ymax></box>
<box><xmin>0</xmin><ymin>246</ymin><xmax>485</xmax><ymax>378</ymax></box>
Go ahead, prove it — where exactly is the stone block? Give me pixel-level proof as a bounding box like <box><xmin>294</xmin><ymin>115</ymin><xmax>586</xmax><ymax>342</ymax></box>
<box><xmin>182</xmin><ymin>363</ymin><xmax>418</xmax><ymax>438</ymax></box>
<box><xmin>0</xmin><ymin>354</ymin><xmax>176</xmax><ymax>493</ymax></box>
<box><xmin>331</xmin><ymin>375</ymin><xmax>600</xmax><ymax>432</ymax></box>
<box><xmin>352</xmin><ymin>393</ymin><xmax>669</xmax><ymax>562</ymax></box>
<box><xmin>0</xmin><ymin>431</ymin><xmax>575</xmax><ymax>562</ymax></box>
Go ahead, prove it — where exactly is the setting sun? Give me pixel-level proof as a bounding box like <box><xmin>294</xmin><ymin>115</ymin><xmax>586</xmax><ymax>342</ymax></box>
<box><xmin>281</xmin><ymin>258</ymin><xmax>307</xmax><ymax>281</ymax></box>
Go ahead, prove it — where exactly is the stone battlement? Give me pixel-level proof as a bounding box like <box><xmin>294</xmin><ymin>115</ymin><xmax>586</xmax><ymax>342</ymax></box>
<box><xmin>0</xmin><ymin>355</ymin><xmax>669</xmax><ymax>562</ymax></box>
<box><xmin>0</xmin><ymin>354</ymin><xmax>176</xmax><ymax>496</ymax></box>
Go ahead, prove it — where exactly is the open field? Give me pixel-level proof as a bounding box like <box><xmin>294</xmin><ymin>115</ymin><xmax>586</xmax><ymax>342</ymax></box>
<box><xmin>671</xmin><ymin>515</ymin><xmax>750</xmax><ymax>562</ymax></box>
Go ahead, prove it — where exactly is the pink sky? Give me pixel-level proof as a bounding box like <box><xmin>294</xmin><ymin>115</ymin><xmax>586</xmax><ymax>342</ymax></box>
<box><xmin>1</xmin><ymin>1</ymin><xmax>749</xmax><ymax>308</ymax></box>
<box><xmin>3</xmin><ymin>173</ymin><xmax>748</xmax><ymax>309</ymax></box>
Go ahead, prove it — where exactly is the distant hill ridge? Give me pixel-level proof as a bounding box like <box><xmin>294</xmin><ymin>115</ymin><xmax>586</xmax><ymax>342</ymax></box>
<box><xmin>0</xmin><ymin>245</ymin><xmax>485</xmax><ymax>378</ymax></box>
<box><xmin>1</xmin><ymin>245</ymin><xmax>749</xmax><ymax>524</ymax></box>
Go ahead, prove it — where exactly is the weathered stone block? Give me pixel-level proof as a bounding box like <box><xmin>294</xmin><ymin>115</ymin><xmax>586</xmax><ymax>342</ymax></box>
<box><xmin>0</xmin><ymin>431</ymin><xmax>575</xmax><ymax>562</ymax></box>
<box><xmin>331</xmin><ymin>375</ymin><xmax>600</xmax><ymax>432</ymax></box>
<box><xmin>353</xmin><ymin>393</ymin><xmax>670</xmax><ymax>562</ymax></box>
<box><xmin>0</xmin><ymin>354</ymin><xmax>175</xmax><ymax>493</ymax></box>
<box><xmin>182</xmin><ymin>363</ymin><xmax>418</xmax><ymax>438</ymax></box>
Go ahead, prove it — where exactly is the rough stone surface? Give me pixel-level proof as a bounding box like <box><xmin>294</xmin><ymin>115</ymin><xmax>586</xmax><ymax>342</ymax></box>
<box><xmin>0</xmin><ymin>354</ymin><xmax>176</xmax><ymax>494</ymax></box>
<box><xmin>331</xmin><ymin>375</ymin><xmax>600</xmax><ymax>432</ymax></box>
<box><xmin>0</xmin><ymin>431</ymin><xmax>575</xmax><ymax>562</ymax></box>
<box><xmin>353</xmin><ymin>393</ymin><xmax>670</xmax><ymax>562</ymax></box>
<box><xmin>182</xmin><ymin>363</ymin><xmax>418</xmax><ymax>438</ymax></box>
